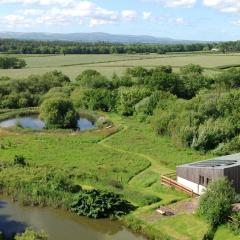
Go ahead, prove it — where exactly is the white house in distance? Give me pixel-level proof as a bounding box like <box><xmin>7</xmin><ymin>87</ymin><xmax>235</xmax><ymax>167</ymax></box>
<box><xmin>176</xmin><ymin>153</ymin><xmax>240</xmax><ymax>195</ymax></box>
<box><xmin>211</xmin><ymin>48</ymin><xmax>220</xmax><ymax>52</ymax></box>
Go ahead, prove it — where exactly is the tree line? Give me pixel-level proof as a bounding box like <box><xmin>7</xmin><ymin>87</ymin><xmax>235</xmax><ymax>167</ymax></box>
<box><xmin>0</xmin><ymin>39</ymin><xmax>218</xmax><ymax>54</ymax></box>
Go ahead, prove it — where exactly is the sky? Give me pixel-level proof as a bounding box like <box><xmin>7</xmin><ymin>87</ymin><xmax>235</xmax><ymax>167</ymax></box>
<box><xmin>0</xmin><ymin>0</ymin><xmax>240</xmax><ymax>41</ymax></box>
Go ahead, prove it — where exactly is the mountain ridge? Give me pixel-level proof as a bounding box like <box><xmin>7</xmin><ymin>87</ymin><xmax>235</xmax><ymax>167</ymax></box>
<box><xmin>0</xmin><ymin>31</ymin><xmax>204</xmax><ymax>44</ymax></box>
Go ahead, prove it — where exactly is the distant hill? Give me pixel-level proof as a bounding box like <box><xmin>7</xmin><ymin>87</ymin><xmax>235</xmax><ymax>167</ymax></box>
<box><xmin>0</xmin><ymin>32</ymin><xmax>202</xmax><ymax>44</ymax></box>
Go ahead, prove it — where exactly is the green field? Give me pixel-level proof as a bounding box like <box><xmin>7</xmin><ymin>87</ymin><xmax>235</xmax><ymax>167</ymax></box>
<box><xmin>1</xmin><ymin>53</ymin><xmax>240</xmax><ymax>79</ymax></box>
<box><xmin>0</xmin><ymin>111</ymin><xmax>215</xmax><ymax>239</ymax></box>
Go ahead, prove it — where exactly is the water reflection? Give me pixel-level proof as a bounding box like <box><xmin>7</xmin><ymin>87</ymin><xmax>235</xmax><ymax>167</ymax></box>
<box><xmin>0</xmin><ymin>199</ymin><xmax>146</xmax><ymax>240</ymax></box>
<box><xmin>0</xmin><ymin>115</ymin><xmax>96</xmax><ymax>131</ymax></box>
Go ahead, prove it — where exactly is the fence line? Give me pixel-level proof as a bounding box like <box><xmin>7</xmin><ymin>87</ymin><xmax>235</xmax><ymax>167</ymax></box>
<box><xmin>161</xmin><ymin>174</ymin><xmax>198</xmax><ymax>197</ymax></box>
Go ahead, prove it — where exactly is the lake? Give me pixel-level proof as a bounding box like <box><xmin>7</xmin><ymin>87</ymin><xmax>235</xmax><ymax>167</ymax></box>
<box><xmin>0</xmin><ymin>198</ymin><xmax>146</xmax><ymax>240</ymax></box>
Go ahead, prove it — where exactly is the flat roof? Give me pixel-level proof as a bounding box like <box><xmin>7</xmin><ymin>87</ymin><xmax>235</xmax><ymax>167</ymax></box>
<box><xmin>177</xmin><ymin>153</ymin><xmax>240</xmax><ymax>169</ymax></box>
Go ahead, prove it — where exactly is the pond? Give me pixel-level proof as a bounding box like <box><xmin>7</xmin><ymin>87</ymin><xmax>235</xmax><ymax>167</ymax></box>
<box><xmin>0</xmin><ymin>115</ymin><xmax>96</xmax><ymax>131</ymax></box>
<box><xmin>0</xmin><ymin>198</ymin><xmax>146</xmax><ymax>240</ymax></box>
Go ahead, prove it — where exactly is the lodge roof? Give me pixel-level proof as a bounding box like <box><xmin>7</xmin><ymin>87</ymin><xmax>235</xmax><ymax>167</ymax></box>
<box><xmin>177</xmin><ymin>153</ymin><xmax>240</xmax><ymax>170</ymax></box>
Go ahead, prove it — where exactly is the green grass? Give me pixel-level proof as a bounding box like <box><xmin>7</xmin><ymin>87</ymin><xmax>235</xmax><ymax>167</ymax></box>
<box><xmin>152</xmin><ymin>214</ymin><xmax>209</xmax><ymax>240</ymax></box>
<box><xmin>1</xmin><ymin>53</ymin><xmax>239</xmax><ymax>79</ymax></box>
<box><xmin>0</xmin><ymin>128</ymin><xmax>150</xmax><ymax>186</ymax></box>
<box><xmin>0</xmin><ymin>110</ymin><xmax>222</xmax><ymax>239</ymax></box>
<box><xmin>214</xmin><ymin>226</ymin><xmax>240</xmax><ymax>240</ymax></box>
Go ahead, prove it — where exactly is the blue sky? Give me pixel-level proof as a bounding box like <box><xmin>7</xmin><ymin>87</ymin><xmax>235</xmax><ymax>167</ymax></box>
<box><xmin>0</xmin><ymin>0</ymin><xmax>240</xmax><ymax>41</ymax></box>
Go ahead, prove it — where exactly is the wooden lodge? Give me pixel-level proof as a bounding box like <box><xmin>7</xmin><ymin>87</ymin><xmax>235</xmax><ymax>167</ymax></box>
<box><xmin>176</xmin><ymin>153</ymin><xmax>240</xmax><ymax>195</ymax></box>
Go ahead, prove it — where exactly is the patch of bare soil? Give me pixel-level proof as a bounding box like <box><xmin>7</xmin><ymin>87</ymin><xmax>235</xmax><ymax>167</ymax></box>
<box><xmin>142</xmin><ymin>198</ymin><xmax>199</xmax><ymax>223</ymax></box>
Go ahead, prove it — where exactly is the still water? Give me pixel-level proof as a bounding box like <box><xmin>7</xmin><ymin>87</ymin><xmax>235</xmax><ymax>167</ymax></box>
<box><xmin>0</xmin><ymin>115</ymin><xmax>95</xmax><ymax>131</ymax></box>
<box><xmin>0</xmin><ymin>198</ymin><xmax>146</xmax><ymax>240</ymax></box>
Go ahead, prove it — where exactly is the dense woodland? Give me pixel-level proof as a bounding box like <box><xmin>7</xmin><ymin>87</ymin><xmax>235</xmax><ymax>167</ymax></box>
<box><xmin>1</xmin><ymin>39</ymin><xmax>240</xmax><ymax>54</ymax></box>
<box><xmin>1</xmin><ymin>63</ymin><xmax>240</xmax><ymax>154</ymax></box>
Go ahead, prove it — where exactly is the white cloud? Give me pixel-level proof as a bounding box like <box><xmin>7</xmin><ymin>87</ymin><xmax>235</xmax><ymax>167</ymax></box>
<box><xmin>143</xmin><ymin>0</ymin><xmax>196</xmax><ymax>8</ymax></box>
<box><xmin>0</xmin><ymin>1</ymin><xmax>143</xmax><ymax>28</ymax></box>
<box><xmin>142</xmin><ymin>11</ymin><xmax>152</xmax><ymax>20</ymax></box>
<box><xmin>0</xmin><ymin>0</ymin><xmax>75</xmax><ymax>7</ymax></box>
<box><xmin>89</xmin><ymin>18</ymin><xmax>115</xmax><ymax>27</ymax></box>
<box><xmin>175</xmin><ymin>17</ymin><xmax>184</xmax><ymax>23</ymax></box>
<box><xmin>121</xmin><ymin>10</ymin><xmax>138</xmax><ymax>21</ymax></box>
<box><xmin>168</xmin><ymin>17</ymin><xmax>186</xmax><ymax>24</ymax></box>
<box><xmin>203</xmin><ymin>0</ymin><xmax>240</xmax><ymax>13</ymax></box>
<box><xmin>1</xmin><ymin>14</ymin><xmax>32</xmax><ymax>28</ymax></box>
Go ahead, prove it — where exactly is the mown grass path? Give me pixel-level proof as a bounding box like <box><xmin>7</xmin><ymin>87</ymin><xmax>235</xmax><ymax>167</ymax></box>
<box><xmin>98</xmin><ymin>120</ymin><xmax>172</xmax><ymax>188</ymax></box>
<box><xmin>98</xmin><ymin>126</ymin><xmax>154</xmax><ymax>185</ymax></box>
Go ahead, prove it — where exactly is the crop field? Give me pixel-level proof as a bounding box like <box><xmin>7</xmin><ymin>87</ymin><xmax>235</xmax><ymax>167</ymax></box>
<box><xmin>1</xmin><ymin>53</ymin><xmax>240</xmax><ymax>79</ymax></box>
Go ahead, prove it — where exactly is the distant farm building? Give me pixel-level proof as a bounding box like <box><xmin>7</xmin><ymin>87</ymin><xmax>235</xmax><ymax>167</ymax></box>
<box><xmin>211</xmin><ymin>48</ymin><xmax>220</xmax><ymax>52</ymax></box>
<box><xmin>176</xmin><ymin>153</ymin><xmax>240</xmax><ymax>195</ymax></box>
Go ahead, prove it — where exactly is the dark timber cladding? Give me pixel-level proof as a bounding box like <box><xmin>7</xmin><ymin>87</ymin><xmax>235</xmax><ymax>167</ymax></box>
<box><xmin>176</xmin><ymin>153</ymin><xmax>240</xmax><ymax>192</ymax></box>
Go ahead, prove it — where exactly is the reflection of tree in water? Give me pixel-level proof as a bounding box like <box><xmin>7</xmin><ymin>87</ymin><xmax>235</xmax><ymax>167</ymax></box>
<box><xmin>0</xmin><ymin>215</ymin><xmax>28</xmax><ymax>239</ymax></box>
<box><xmin>53</xmin><ymin>208</ymin><xmax>125</xmax><ymax>236</ymax></box>
<box><xmin>0</xmin><ymin>201</ymin><xmax>28</xmax><ymax>239</ymax></box>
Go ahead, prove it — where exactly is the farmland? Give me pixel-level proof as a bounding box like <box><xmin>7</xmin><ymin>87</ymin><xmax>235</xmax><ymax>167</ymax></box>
<box><xmin>1</xmin><ymin>53</ymin><xmax>240</xmax><ymax>79</ymax></box>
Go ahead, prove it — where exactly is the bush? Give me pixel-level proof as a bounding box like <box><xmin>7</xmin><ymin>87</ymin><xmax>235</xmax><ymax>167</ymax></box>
<box><xmin>71</xmin><ymin>189</ymin><xmax>135</xmax><ymax>218</ymax></box>
<box><xmin>228</xmin><ymin>212</ymin><xmax>240</xmax><ymax>235</ymax></box>
<box><xmin>14</xmin><ymin>228</ymin><xmax>47</xmax><ymax>240</ymax></box>
<box><xmin>0</xmin><ymin>56</ymin><xmax>26</xmax><ymax>69</ymax></box>
<box><xmin>117</xmin><ymin>87</ymin><xmax>151</xmax><ymax>116</ymax></box>
<box><xmin>40</xmin><ymin>98</ymin><xmax>78</xmax><ymax>129</ymax></box>
<box><xmin>71</xmin><ymin>88</ymin><xmax>117</xmax><ymax>112</ymax></box>
<box><xmin>192</xmin><ymin>119</ymin><xmax>234</xmax><ymax>151</ymax></box>
<box><xmin>198</xmin><ymin>178</ymin><xmax>235</xmax><ymax>227</ymax></box>
<box><xmin>180</xmin><ymin>64</ymin><xmax>203</xmax><ymax>75</ymax></box>
<box><xmin>13</xmin><ymin>155</ymin><xmax>26</xmax><ymax>166</ymax></box>
<box><xmin>76</xmin><ymin>70</ymin><xmax>112</xmax><ymax>89</ymax></box>
<box><xmin>152</xmin><ymin>90</ymin><xmax>240</xmax><ymax>152</ymax></box>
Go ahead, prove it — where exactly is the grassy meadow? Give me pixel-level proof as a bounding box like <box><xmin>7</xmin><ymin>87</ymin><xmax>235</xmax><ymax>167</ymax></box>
<box><xmin>1</xmin><ymin>53</ymin><xmax>240</xmax><ymax>79</ymax></box>
<box><xmin>1</xmin><ymin>52</ymin><xmax>240</xmax><ymax>240</ymax></box>
<box><xmin>0</xmin><ymin>109</ymin><xmax>215</xmax><ymax>239</ymax></box>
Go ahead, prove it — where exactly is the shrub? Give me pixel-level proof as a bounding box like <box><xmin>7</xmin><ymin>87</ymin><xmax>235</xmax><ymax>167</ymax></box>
<box><xmin>192</xmin><ymin>119</ymin><xmax>234</xmax><ymax>151</ymax></box>
<box><xmin>13</xmin><ymin>155</ymin><xmax>26</xmax><ymax>166</ymax></box>
<box><xmin>198</xmin><ymin>178</ymin><xmax>235</xmax><ymax>227</ymax></box>
<box><xmin>71</xmin><ymin>189</ymin><xmax>135</xmax><ymax>218</ymax></box>
<box><xmin>228</xmin><ymin>212</ymin><xmax>240</xmax><ymax>235</ymax></box>
<box><xmin>71</xmin><ymin>88</ymin><xmax>117</xmax><ymax>112</ymax></box>
<box><xmin>180</xmin><ymin>64</ymin><xmax>203</xmax><ymax>75</ymax></box>
<box><xmin>117</xmin><ymin>87</ymin><xmax>151</xmax><ymax>116</ymax></box>
<box><xmin>76</xmin><ymin>70</ymin><xmax>112</xmax><ymax>89</ymax></box>
<box><xmin>14</xmin><ymin>228</ymin><xmax>47</xmax><ymax>240</ymax></box>
<box><xmin>0</xmin><ymin>56</ymin><xmax>26</xmax><ymax>69</ymax></box>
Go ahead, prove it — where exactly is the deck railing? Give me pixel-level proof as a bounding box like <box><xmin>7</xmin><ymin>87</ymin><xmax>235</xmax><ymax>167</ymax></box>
<box><xmin>161</xmin><ymin>174</ymin><xmax>199</xmax><ymax>197</ymax></box>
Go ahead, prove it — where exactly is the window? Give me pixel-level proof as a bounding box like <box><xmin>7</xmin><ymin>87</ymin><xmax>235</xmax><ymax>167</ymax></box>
<box><xmin>206</xmin><ymin>178</ymin><xmax>211</xmax><ymax>185</ymax></box>
<box><xmin>199</xmin><ymin>175</ymin><xmax>204</xmax><ymax>185</ymax></box>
